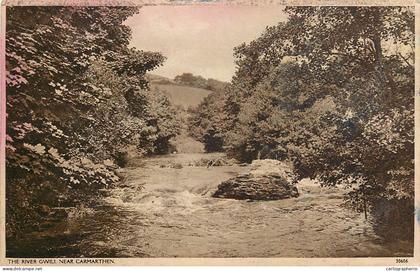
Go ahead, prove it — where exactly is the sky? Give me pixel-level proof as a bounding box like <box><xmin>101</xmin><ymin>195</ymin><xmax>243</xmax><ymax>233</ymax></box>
<box><xmin>124</xmin><ymin>5</ymin><xmax>288</xmax><ymax>82</ymax></box>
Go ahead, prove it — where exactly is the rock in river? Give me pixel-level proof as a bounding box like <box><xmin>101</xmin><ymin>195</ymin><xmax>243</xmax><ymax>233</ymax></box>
<box><xmin>212</xmin><ymin>173</ymin><xmax>299</xmax><ymax>200</ymax></box>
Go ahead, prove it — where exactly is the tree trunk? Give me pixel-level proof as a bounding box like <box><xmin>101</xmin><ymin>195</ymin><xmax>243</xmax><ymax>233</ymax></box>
<box><xmin>363</xmin><ymin>197</ymin><xmax>368</xmax><ymax>220</ymax></box>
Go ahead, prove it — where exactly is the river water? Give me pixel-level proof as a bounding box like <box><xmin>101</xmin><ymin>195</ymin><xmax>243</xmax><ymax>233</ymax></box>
<box><xmin>7</xmin><ymin>153</ymin><xmax>413</xmax><ymax>258</ymax></box>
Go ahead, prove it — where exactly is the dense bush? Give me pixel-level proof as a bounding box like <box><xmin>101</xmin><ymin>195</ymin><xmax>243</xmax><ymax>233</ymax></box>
<box><xmin>6</xmin><ymin>6</ymin><xmax>179</xmax><ymax>237</ymax></box>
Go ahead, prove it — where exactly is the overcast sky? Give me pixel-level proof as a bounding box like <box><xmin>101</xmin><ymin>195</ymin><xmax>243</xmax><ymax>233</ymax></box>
<box><xmin>124</xmin><ymin>5</ymin><xmax>287</xmax><ymax>82</ymax></box>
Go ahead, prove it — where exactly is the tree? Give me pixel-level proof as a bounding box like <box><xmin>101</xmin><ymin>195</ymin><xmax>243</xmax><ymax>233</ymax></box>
<box><xmin>280</xmin><ymin>7</ymin><xmax>414</xmax><ymax>239</ymax></box>
<box><xmin>5</xmin><ymin>6</ymin><xmax>177</xmax><ymax>237</ymax></box>
<box><xmin>188</xmin><ymin>89</ymin><xmax>228</xmax><ymax>152</ymax></box>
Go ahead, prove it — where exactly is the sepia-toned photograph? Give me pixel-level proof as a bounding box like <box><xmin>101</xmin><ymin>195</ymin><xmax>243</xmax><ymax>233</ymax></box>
<box><xmin>1</xmin><ymin>1</ymin><xmax>417</xmax><ymax>263</ymax></box>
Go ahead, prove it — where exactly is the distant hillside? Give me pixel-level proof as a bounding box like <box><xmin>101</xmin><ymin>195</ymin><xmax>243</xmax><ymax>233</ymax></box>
<box><xmin>146</xmin><ymin>73</ymin><xmax>175</xmax><ymax>85</ymax></box>
<box><xmin>174</xmin><ymin>73</ymin><xmax>229</xmax><ymax>91</ymax></box>
<box><xmin>146</xmin><ymin>73</ymin><xmax>222</xmax><ymax>109</ymax></box>
<box><xmin>150</xmin><ymin>83</ymin><xmax>211</xmax><ymax>109</ymax></box>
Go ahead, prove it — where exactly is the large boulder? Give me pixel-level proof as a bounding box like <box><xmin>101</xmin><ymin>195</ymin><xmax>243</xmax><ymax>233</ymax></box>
<box><xmin>213</xmin><ymin>173</ymin><xmax>299</xmax><ymax>200</ymax></box>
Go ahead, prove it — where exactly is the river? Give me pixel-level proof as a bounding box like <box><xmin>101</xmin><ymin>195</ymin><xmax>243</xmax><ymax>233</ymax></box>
<box><xmin>7</xmin><ymin>153</ymin><xmax>413</xmax><ymax>258</ymax></box>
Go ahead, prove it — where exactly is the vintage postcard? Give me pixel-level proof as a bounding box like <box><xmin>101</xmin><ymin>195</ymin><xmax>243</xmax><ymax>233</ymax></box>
<box><xmin>0</xmin><ymin>0</ymin><xmax>419</xmax><ymax>267</ymax></box>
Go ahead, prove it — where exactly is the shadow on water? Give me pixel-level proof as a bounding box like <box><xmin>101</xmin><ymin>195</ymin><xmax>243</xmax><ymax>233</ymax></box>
<box><xmin>6</xmin><ymin>203</ymin><xmax>149</xmax><ymax>258</ymax></box>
